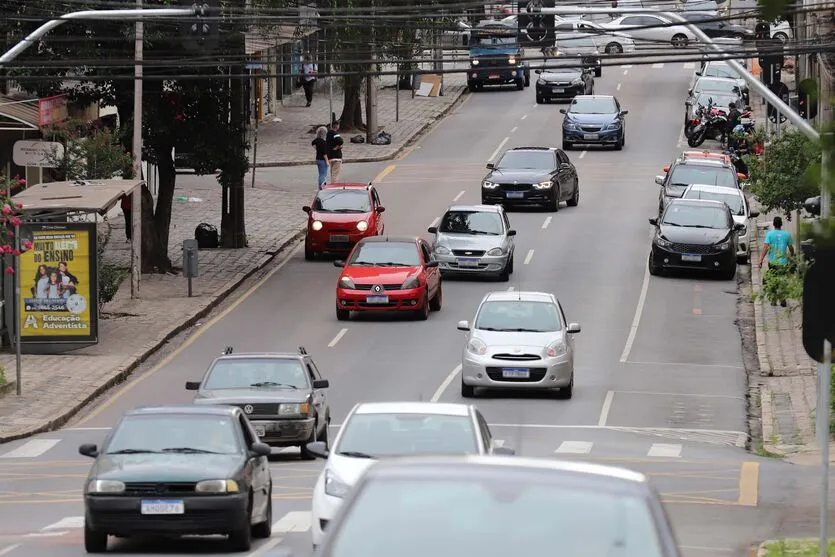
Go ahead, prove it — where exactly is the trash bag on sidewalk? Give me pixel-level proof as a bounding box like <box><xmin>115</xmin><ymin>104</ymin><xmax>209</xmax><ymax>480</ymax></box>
<box><xmin>350</xmin><ymin>134</ymin><xmax>365</xmax><ymax>143</ymax></box>
<box><xmin>371</xmin><ymin>131</ymin><xmax>392</xmax><ymax>145</ymax></box>
<box><xmin>195</xmin><ymin>223</ymin><xmax>219</xmax><ymax>249</ymax></box>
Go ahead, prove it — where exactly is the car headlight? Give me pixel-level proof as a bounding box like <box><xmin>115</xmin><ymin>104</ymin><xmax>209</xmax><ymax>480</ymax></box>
<box><xmin>402</xmin><ymin>274</ymin><xmax>421</xmax><ymax>289</ymax></box>
<box><xmin>545</xmin><ymin>339</ymin><xmax>567</xmax><ymax>358</ymax></box>
<box><xmin>508</xmin><ymin>56</ymin><xmax>517</xmax><ymax>64</ymax></box>
<box><xmin>311</xmin><ymin>220</ymin><xmax>323</xmax><ymax>231</ymax></box>
<box><xmin>195</xmin><ymin>479</ymin><xmax>240</xmax><ymax>493</ymax></box>
<box><xmin>537</xmin><ymin>78</ymin><xmax>545</xmax><ymax>86</ymax></box>
<box><xmin>356</xmin><ymin>220</ymin><xmax>368</xmax><ymax>232</ymax></box>
<box><xmin>486</xmin><ymin>247</ymin><xmax>505</xmax><ymax>256</ymax></box>
<box><xmin>87</xmin><ymin>480</ymin><xmax>125</xmax><ymax>494</ymax></box>
<box><xmin>471</xmin><ymin>59</ymin><xmax>480</xmax><ymax>66</ymax></box>
<box><xmin>604</xmin><ymin>122</ymin><xmax>621</xmax><ymax>130</ymax></box>
<box><xmin>564</xmin><ymin>121</ymin><xmax>580</xmax><ymax>131</ymax></box>
<box><xmin>737</xmin><ymin>225</ymin><xmax>747</xmax><ymax>237</ymax></box>
<box><xmin>338</xmin><ymin>276</ymin><xmax>355</xmax><ymax>289</ymax></box>
<box><xmin>467</xmin><ymin>337</ymin><xmax>488</xmax><ymax>355</ymax></box>
<box><xmin>715</xmin><ymin>240</ymin><xmax>731</xmax><ymax>251</ymax></box>
<box><xmin>654</xmin><ymin>234</ymin><xmax>672</xmax><ymax>248</ymax></box>
<box><xmin>435</xmin><ymin>245</ymin><xmax>450</xmax><ymax>255</ymax></box>
<box><xmin>482</xmin><ymin>180</ymin><xmax>498</xmax><ymax>189</ymax></box>
<box><xmin>533</xmin><ymin>181</ymin><xmax>552</xmax><ymax>189</ymax></box>
<box><xmin>571</xmin><ymin>78</ymin><xmax>583</xmax><ymax>85</ymax></box>
<box><xmin>324</xmin><ymin>469</ymin><xmax>351</xmax><ymax>498</ymax></box>
<box><xmin>279</xmin><ymin>402</ymin><xmax>311</xmax><ymax>416</ymax></box>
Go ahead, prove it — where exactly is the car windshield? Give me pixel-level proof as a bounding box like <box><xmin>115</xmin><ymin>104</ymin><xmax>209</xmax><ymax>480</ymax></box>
<box><xmin>496</xmin><ymin>151</ymin><xmax>555</xmax><ymax>170</ymax></box>
<box><xmin>704</xmin><ymin>64</ymin><xmax>739</xmax><ymax>79</ymax></box>
<box><xmin>439</xmin><ymin>211</ymin><xmax>503</xmax><ymax>235</ymax></box>
<box><xmin>473</xmin><ymin>34</ymin><xmax>517</xmax><ymax>46</ymax></box>
<box><xmin>662</xmin><ymin>204</ymin><xmax>731</xmax><ymax>229</ymax></box>
<box><xmin>313</xmin><ymin>189</ymin><xmax>371</xmax><ymax>213</ymax></box>
<box><xmin>335</xmin><ymin>414</ymin><xmax>479</xmax><ymax>457</ymax></box>
<box><xmin>669</xmin><ymin>165</ymin><xmax>736</xmax><ymax>188</ymax></box>
<box><xmin>474</xmin><ymin>300</ymin><xmax>562</xmax><ymax>332</ymax></box>
<box><xmin>106</xmin><ymin>414</ymin><xmax>241</xmax><ymax>455</ymax></box>
<box><xmin>203</xmin><ymin>358</ymin><xmax>309</xmax><ymax>390</ymax></box>
<box><xmin>695</xmin><ymin>79</ymin><xmax>737</xmax><ymax>93</ymax></box>
<box><xmin>683</xmin><ymin>189</ymin><xmax>744</xmax><ymax>215</ymax></box>
<box><xmin>695</xmin><ymin>93</ymin><xmax>738</xmax><ymax>107</ymax></box>
<box><xmin>324</xmin><ymin>478</ymin><xmax>665</xmax><ymax>557</ymax></box>
<box><xmin>569</xmin><ymin>97</ymin><xmax>618</xmax><ymax>114</ymax></box>
<box><xmin>348</xmin><ymin>242</ymin><xmax>421</xmax><ymax>266</ymax></box>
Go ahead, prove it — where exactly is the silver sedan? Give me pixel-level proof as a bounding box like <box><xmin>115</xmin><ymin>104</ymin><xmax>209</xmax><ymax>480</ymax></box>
<box><xmin>457</xmin><ymin>291</ymin><xmax>581</xmax><ymax>398</ymax></box>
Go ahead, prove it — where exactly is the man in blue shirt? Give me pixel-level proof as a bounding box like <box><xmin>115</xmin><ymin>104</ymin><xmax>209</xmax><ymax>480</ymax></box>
<box><xmin>759</xmin><ymin>215</ymin><xmax>795</xmax><ymax>306</ymax></box>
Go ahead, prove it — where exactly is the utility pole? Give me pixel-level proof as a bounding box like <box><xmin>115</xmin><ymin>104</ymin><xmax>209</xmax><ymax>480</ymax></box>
<box><xmin>131</xmin><ymin>0</ymin><xmax>143</xmax><ymax>298</ymax></box>
<box><xmin>365</xmin><ymin>0</ymin><xmax>378</xmax><ymax>142</ymax></box>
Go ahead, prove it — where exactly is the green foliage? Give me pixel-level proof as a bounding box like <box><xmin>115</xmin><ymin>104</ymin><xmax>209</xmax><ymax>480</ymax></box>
<box><xmin>758</xmin><ymin>260</ymin><xmax>806</xmax><ymax>305</ymax></box>
<box><xmin>43</xmin><ymin>120</ymin><xmax>134</xmax><ymax>181</ymax></box>
<box><xmin>746</xmin><ymin>131</ymin><xmax>821</xmax><ymax>218</ymax></box>
<box><xmin>831</xmin><ymin>363</ymin><xmax>835</xmax><ymax>435</ymax></box>
<box><xmin>99</xmin><ymin>264</ymin><xmax>128</xmax><ymax>311</ymax></box>
<box><xmin>0</xmin><ymin>365</ymin><xmax>6</xmax><ymax>387</ymax></box>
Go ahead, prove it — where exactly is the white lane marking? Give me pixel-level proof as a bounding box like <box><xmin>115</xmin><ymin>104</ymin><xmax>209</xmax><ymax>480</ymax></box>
<box><xmin>555</xmin><ymin>441</ymin><xmax>593</xmax><ymax>454</ymax></box>
<box><xmin>647</xmin><ymin>443</ymin><xmax>682</xmax><ymax>458</ymax></box>
<box><xmin>25</xmin><ymin>532</ymin><xmax>67</xmax><ymax>538</ymax></box>
<box><xmin>430</xmin><ymin>364</ymin><xmax>463</xmax><ymax>402</ymax></box>
<box><xmin>683</xmin><ymin>62</ymin><xmax>696</xmax><ymax>69</ymax></box>
<box><xmin>541</xmin><ymin>216</ymin><xmax>552</xmax><ymax>229</ymax></box>
<box><xmin>327</xmin><ymin>328</ymin><xmax>348</xmax><ymax>348</ymax></box>
<box><xmin>578</xmin><ymin>150</ymin><xmax>587</xmax><ymax>159</ymax></box>
<box><xmin>532</xmin><ymin>103</ymin><xmax>539</xmax><ymax>108</ymax></box>
<box><xmin>428</xmin><ymin>216</ymin><xmax>440</xmax><ymax>229</ymax></box>
<box><xmin>511</xmin><ymin>126</ymin><xmax>518</xmax><ymax>133</ymax></box>
<box><xmin>272</xmin><ymin>511</ymin><xmax>312</xmax><ymax>533</ymax></box>
<box><xmin>0</xmin><ymin>544</ymin><xmax>21</xmax><ymax>556</ymax></box>
<box><xmin>523</xmin><ymin>249</ymin><xmax>534</xmax><ymax>265</ymax></box>
<box><xmin>652</xmin><ymin>63</ymin><xmax>664</xmax><ymax>69</ymax></box>
<box><xmin>598</xmin><ymin>391</ymin><xmax>615</xmax><ymax>426</ymax></box>
<box><xmin>507</xmin><ymin>286</ymin><xmax>515</xmax><ymax>291</ymax></box>
<box><xmin>452</xmin><ymin>189</ymin><xmax>466</xmax><ymax>202</ymax></box>
<box><xmin>619</xmin><ymin>264</ymin><xmax>650</xmax><ymax>363</ymax></box>
<box><xmin>247</xmin><ymin>536</ymin><xmax>285</xmax><ymax>557</ymax></box>
<box><xmin>521</xmin><ymin>114</ymin><xmax>528</xmax><ymax>120</ymax></box>
<box><xmin>616</xmin><ymin>82</ymin><xmax>622</xmax><ymax>91</ymax></box>
<box><xmin>623</xmin><ymin>69</ymin><xmax>629</xmax><ymax>75</ymax></box>
<box><xmin>488</xmin><ymin>136</ymin><xmax>510</xmax><ymax>162</ymax></box>
<box><xmin>0</xmin><ymin>439</ymin><xmax>60</xmax><ymax>459</ymax></box>
<box><xmin>42</xmin><ymin>517</ymin><xmax>83</xmax><ymax>530</ymax></box>
<box><xmin>620</xmin><ymin>64</ymin><xmax>633</xmax><ymax>68</ymax></box>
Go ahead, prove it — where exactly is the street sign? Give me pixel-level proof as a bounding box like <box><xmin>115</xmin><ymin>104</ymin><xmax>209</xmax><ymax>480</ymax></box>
<box><xmin>802</xmin><ymin>248</ymin><xmax>835</xmax><ymax>363</ymax></box>
<box><xmin>12</xmin><ymin>140</ymin><xmax>64</xmax><ymax>168</ymax></box>
<box><xmin>37</xmin><ymin>95</ymin><xmax>68</xmax><ymax>128</ymax></box>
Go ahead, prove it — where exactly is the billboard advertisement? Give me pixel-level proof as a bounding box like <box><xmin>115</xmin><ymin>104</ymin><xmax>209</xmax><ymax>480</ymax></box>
<box><xmin>517</xmin><ymin>0</ymin><xmax>556</xmax><ymax>48</ymax></box>
<box><xmin>18</xmin><ymin>222</ymin><xmax>98</xmax><ymax>343</ymax></box>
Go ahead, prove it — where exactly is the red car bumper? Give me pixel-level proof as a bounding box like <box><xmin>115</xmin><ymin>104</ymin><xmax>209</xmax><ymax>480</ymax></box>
<box><xmin>336</xmin><ymin>287</ymin><xmax>426</xmax><ymax>312</ymax></box>
<box><xmin>307</xmin><ymin>230</ymin><xmax>373</xmax><ymax>254</ymax></box>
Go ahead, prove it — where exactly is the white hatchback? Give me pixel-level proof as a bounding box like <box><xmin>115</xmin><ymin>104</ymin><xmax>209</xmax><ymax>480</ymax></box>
<box><xmin>681</xmin><ymin>184</ymin><xmax>760</xmax><ymax>262</ymax></box>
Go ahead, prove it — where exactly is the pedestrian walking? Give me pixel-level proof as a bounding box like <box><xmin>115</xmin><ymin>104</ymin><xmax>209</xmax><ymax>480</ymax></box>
<box><xmin>302</xmin><ymin>54</ymin><xmax>318</xmax><ymax>107</ymax></box>
<box><xmin>326</xmin><ymin>120</ymin><xmax>344</xmax><ymax>183</ymax></box>
<box><xmin>759</xmin><ymin>215</ymin><xmax>795</xmax><ymax>307</ymax></box>
<box><xmin>120</xmin><ymin>193</ymin><xmax>132</xmax><ymax>242</ymax></box>
<box><xmin>312</xmin><ymin>126</ymin><xmax>330</xmax><ymax>189</ymax></box>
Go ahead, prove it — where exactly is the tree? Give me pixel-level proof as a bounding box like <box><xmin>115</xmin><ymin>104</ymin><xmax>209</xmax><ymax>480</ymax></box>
<box><xmin>42</xmin><ymin>119</ymin><xmax>133</xmax><ymax>181</ymax></box>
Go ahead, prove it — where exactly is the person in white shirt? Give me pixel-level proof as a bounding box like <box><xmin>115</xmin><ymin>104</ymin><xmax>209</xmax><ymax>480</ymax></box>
<box><xmin>302</xmin><ymin>54</ymin><xmax>318</xmax><ymax>107</ymax></box>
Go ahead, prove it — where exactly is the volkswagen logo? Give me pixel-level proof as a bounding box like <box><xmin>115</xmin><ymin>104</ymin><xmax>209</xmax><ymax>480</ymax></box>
<box><xmin>243</xmin><ymin>404</ymin><xmax>253</xmax><ymax>414</ymax></box>
<box><xmin>372</xmin><ymin>284</ymin><xmax>384</xmax><ymax>293</ymax></box>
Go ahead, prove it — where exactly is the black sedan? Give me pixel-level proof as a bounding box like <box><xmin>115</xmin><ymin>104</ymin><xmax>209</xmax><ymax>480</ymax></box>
<box><xmin>561</xmin><ymin>95</ymin><xmax>628</xmax><ymax>150</ymax></box>
<box><xmin>79</xmin><ymin>405</ymin><xmax>273</xmax><ymax>553</ymax></box>
<box><xmin>534</xmin><ymin>63</ymin><xmax>594</xmax><ymax>104</ymax></box>
<box><xmin>648</xmin><ymin>198</ymin><xmax>743</xmax><ymax>279</ymax></box>
<box><xmin>481</xmin><ymin>147</ymin><xmax>579</xmax><ymax>212</ymax></box>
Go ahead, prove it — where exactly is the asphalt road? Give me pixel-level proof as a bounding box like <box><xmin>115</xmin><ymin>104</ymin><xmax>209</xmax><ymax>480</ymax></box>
<box><xmin>0</xmin><ymin>58</ymin><xmax>833</xmax><ymax>557</ymax></box>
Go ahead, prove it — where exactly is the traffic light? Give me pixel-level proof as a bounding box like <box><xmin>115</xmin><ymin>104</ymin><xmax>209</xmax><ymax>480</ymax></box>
<box><xmin>798</xmin><ymin>77</ymin><xmax>818</xmax><ymax>119</ymax></box>
<box><xmin>181</xmin><ymin>0</ymin><xmax>220</xmax><ymax>52</ymax></box>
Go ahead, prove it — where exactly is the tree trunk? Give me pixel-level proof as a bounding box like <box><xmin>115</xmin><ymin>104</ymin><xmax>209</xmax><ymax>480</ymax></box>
<box><xmin>339</xmin><ymin>73</ymin><xmax>365</xmax><ymax>131</ymax></box>
<box><xmin>219</xmin><ymin>62</ymin><xmax>248</xmax><ymax>248</ymax></box>
<box><xmin>141</xmin><ymin>145</ymin><xmax>176</xmax><ymax>273</ymax></box>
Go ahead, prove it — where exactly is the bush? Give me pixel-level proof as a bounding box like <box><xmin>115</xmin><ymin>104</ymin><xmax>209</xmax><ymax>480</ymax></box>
<box><xmin>0</xmin><ymin>365</ymin><xmax>6</xmax><ymax>387</ymax></box>
<box><xmin>831</xmin><ymin>364</ymin><xmax>835</xmax><ymax>436</ymax></box>
<box><xmin>96</xmin><ymin>219</ymin><xmax>129</xmax><ymax>312</ymax></box>
<box><xmin>758</xmin><ymin>259</ymin><xmax>807</xmax><ymax>305</ymax></box>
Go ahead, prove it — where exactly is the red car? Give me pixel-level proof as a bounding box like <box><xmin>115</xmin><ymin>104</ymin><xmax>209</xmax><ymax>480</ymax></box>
<box><xmin>333</xmin><ymin>236</ymin><xmax>443</xmax><ymax>321</ymax></box>
<box><xmin>303</xmin><ymin>183</ymin><xmax>385</xmax><ymax>260</ymax></box>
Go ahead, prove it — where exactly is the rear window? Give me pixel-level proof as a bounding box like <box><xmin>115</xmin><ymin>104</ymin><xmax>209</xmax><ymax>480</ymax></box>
<box><xmin>669</xmin><ymin>164</ymin><xmax>737</xmax><ymax>188</ymax></box>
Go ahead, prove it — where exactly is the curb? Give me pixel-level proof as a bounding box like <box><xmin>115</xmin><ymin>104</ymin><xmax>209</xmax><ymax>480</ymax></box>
<box><xmin>0</xmin><ymin>228</ymin><xmax>306</xmax><ymax>444</ymax></box>
<box><xmin>252</xmin><ymin>87</ymin><xmax>470</xmax><ymax>168</ymax></box>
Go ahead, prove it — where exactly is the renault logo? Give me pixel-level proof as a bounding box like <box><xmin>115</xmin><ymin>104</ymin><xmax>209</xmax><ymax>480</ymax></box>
<box><xmin>243</xmin><ymin>405</ymin><xmax>253</xmax><ymax>414</ymax></box>
<box><xmin>372</xmin><ymin>284</ymin><xmax>383</xmax><ymax>293</ymax></box>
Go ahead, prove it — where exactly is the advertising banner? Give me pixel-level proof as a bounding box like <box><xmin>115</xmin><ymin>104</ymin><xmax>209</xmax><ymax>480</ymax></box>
<box><xmin>18</xmin><ymin>223</ymin><xmax>98</xmax><ymax>343</ymax></box>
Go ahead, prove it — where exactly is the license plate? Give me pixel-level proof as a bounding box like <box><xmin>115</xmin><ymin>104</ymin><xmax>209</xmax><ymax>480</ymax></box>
<box><xmin>502</xmin><ymin>368</ymin><xmax>530</xmax><ymax>379</ymax></box>
<box><xmin>141</xmin><ymin>500</ymin><xmax>184</xmax><ymax>515</ymax></box>
<box><xmin>457</xmin><ymin>258</ymin><xmax>479</xmax><ymax>267</ymax></box>
<box><xmin>366</xmin><ymin>295</ymin><xmax>389</xmax><ymax>304</ymax></box>
<box><xmin>254</xmin><ymin>425</ymin><xmax>265</xmax><ymax>437</ymax></box>
<box><xmin>553</xmin><ymin>87</ymin><xmax>564</xmax><ymax>93</ymax></box>
<box><xmin>681</xmin><ymin>254</ymin><xmax>702</xmax><ymax>262</ymax></box>
<box><xmin>583</xmin><ymin>133</ymin><xmax>598</xmax><ymax>140</ymax></box>
<box><xmin>506</xmin><ymin>191</ymin><xmax>524</xmax><ymax>199</ymax></box>
<box><xmin>329</xmin><ymin>234</ymin><xmax>349</xmax><ymax>243</ymax></box>
<box><xmin>489</xmin><ymin>73</ymin><xmax>500</xmax><ymax>79</ymax></box>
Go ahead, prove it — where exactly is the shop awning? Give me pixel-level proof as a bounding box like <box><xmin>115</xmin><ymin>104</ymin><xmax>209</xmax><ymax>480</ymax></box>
<box><xmin>0</xmin><ymin>95</ymin><xmax>39</xmax><ymax>131</ymax></box>
<box><xmin>12</xmin><ymin>179</ymin><xmax>144</xmax><ymax>214</ymax></box>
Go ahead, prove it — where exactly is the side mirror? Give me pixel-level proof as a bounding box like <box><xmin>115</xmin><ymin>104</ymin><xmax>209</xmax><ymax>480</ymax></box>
<box><xmin>428</xmin><ymin>226</ymin><xmax>439</xmax><ymax>234</ymax></box>
<box><xmin>662</xmin><ymin>165</ymin><xmax>670</xmax><ymax>173</ymax></box>
<box><xmin>749</xmin><ymin>210</ymin><xmax>760</xmax><ymax>218</ymax></box>
<box><xmin>655</xmin><ymin>175</ymin><xmax>664</xmax><ymax>185</ymax></box>
<box><xmin>620</xmin><ymin>110</ymin><xmax>628</xmax><ymax>115</ymax></box>
<box><xmin>457</xmin><ymin>320</ymin><xmax>470</xmax><ymax>331</ymax></box>
<box><xmin>507</xmin><ymin>229</ymin><xmax>517</xmax><ymax>236</ymax></box>
<box><xmin>304</xmin><ymin>441</ymin><xmax>329</xmax><ymax>459</ymax></box>
<box><xmin>648</xmin><ymin>217</ymin><xmax>658</xmax><ymax>226</ymax></box>
<box><xmin>695</xmin><ymin>71</ymin><xmax>702</xmax><ymax>76</ymax></box>
<box><xmin>688</xmin><ymin>89</ymin><xmax>693</xmax><ymax>96</ymax></box>
<box><xmin>302</xmin><ymin>206</ymin><xmax>311</xmax><ymax>213</ymax></box>
<box><xmin>535</xmin><ymin>69</ymin><xmax>542</xmax><ymax>74</ymax></box>
<box><xmin>250</xmin><ymin>442</ymin><xmax>272</xmax><ymax>457</ymax></box>
<box><xmin>375</xmin><ymin>206</ymin><xmax>385</xmax><ymax>213</ymax></box>
<box><xmin>185</xmin><ymin>381</ymin><xmax>201</xmax><ymax>391</ymax></box>
<box><xmin>333</xmin><ymin>260</ymin><xmax>345</xmax><ymax>268</ymax></box>
<box><xmin>737</xmin><ymin>173</ymin><xmax>748</xmax><ymax>180</ymax></box>
<box><xmin>486</xmin><ymin>162</ymin><xmax>495</xmax><ymax>169</ymax></box>
<box><xmin>425</xmin><ymin>260</ymin><xmax>439</xmax><ymax>268</ymax></box>
<box><xmin>494</xmin><ymin>446</ymin><xmax>516</xmax><ymax>455</ymax></box>
<box><xmin>734</xmin><ymin>222</ymin><xmax>745</xmax><ymax>231</ymax></box>
<box><xmin>566</xmin><ymin>322</ymin><xmax>582</xmax><ymax>333</ymax></box>
<box><xmin>79</xmin><ymin>444</ymin><xmax>99</xmax><ymax>458</ymax></box>
<box><xmin>559</xmin><ymin>108</ymin><xmax>567</xmax><ymax>114</ymax></box>
<box><xmin>313</xmin><ymin>379</ymin><xmax>330</xmax><ymax>389</ymax></box>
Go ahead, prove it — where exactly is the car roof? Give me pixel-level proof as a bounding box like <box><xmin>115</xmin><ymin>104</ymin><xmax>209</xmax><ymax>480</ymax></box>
<box><xmin>696</xmin><ymin>76</ymin><xmax>737</xmax><ymax>84</ymax></box>
<box><xmin>678</xmin><ymin>150</ymin><xmax>732</xmax><ymax>165</ymax></box>
<box><xmin>321</xmin><ymin>183</ymin><xmax>371</xmax><ymax>191</ymax></box>
<box><xmin>483</xmin><ymin>290</ymin><xmax>555</xmax><ymax>303</ymax></box>
<box><xmin>573</xmin><ymin>94</ymin><xmax>615</xmax><ymax>100</ymax></box>
<box><xmin>668</xmin><ymin>198</ymin><xmax>728</xmax><ymax>209</ymax></box>
<box><xmin>212</xmin><ymin>353</ymin><xmax>304</xmax><ymax>361</ymax></box>
<box><xmin>507</xmin><ymin>146</ymin><xmax>557</xmax><ymax>153</ymax></box>
<box><xmin>358</xmin><ymin>235</ymin><xmax>419</xmax><ymax>244</ymax></box>
<box><xmin>352</xmin><ymin>402</ymin><xmax>472</xmax><ymax>417</ymax></box>
<box><xmin>126</xmin><ymin>405</ymin><xmax>239</xmax><ymax>417</ymax></box>
<box><xmin>685</xmin><ymin>184</ymin><xmax>743</xmax><ymax>196</ymax></box>
<box><xmin>444</xmin><ymin>204</ymin><xmax>502</xmax><ymax>214</ymax></box>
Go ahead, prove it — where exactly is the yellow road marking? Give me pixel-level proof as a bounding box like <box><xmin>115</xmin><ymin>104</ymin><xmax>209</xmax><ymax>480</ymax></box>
<box><xmin>74</xmin><ymin>242</ymin><xmax>304</xmax><ymax>427</ymax></box>
<box><xmin>373</xmin><ymin>164</ymin><xmax>396</xmax><ymax>183</ymax></box>
<box><xmin>737</xmin><ymin>461</ymin><xmax>759</xmax><ymax>506</ymax></box>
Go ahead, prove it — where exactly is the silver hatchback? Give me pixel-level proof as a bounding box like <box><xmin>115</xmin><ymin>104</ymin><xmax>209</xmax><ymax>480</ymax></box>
<box><xmin>457</xmin><ymin>291</ymin><xmax>581</xmax><ymax>399</ymax></box>
<box><xmin>428</xmin><ymin>205</ymin><xmax>516</xmax><ymax>281</ymax></box>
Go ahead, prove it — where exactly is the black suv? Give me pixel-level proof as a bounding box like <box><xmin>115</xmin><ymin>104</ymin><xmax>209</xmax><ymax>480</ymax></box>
<box><xmin>654</xmin><ymin>151</ymin><xmax>742</xmax><ymax>215</ymax></box>
<box><xmin>481</xmin><ymin>147</ymin><xmax>579</xmax><ymax>212</ymax></box>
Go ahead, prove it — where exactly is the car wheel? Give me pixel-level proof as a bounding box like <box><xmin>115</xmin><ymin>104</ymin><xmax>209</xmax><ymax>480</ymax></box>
<box><xmin>461</xmin><ymin>380</ymin><xmax>475</xmax><ymax>398</ymax></box>
<box><xmin>546</xmin><ymin>189</ymin><xmax>560</xmax><ymax>212</ymax></box>
<box><xmin>562</xmin><ymin>141</ymin><xmax>572</xmax><ymax>150</ymax></box>
<box><xmin>515</xmin><ymin>79</ymin><xmax>525</xmax><ymax>90</ymax></box>
<box><xmin>300</xmin><ymin>428</ymin><xmax>320</xmax><ymax>460</ymax></box>
<box><xmin>252</xmin><ymin>484</ymin><xmax>273</xmax><ymax>539</ymax></box>
<box><xmin>594</xmin><ymin>66</ymin><xmax>602</xmax><ymax>77</ymax></box>
<box><xmin>229</xmin><ymin>497</ymin><xmax>254</xmax><ymax>551</ymax></box>
<box><xmin>720</xmin><ymin>266</ymin><xmax>736</xmax><ymax>280</ymax></box>
<box><xmin>468</xmin><ymin>81</ymin><xmax>478</xmax><ymax>92</ymax></box>
<box><xmin>671</xmin><ymin>34</ymin><xmax>688</xmax><ymax>48</ymax></box>
<box><xmin>508</xmin><ymin>254</ymin><xmax>515</xmax><ymax>274</ymax></box>
<box><xmin>536</xmin><ymin>94</ymin><xmax>544</xmax><ymax>104</ymax></box>
<box><xmin>605</xmin><ymin>42</ymin><xmax>623</xmax><ymax>54</ymax></box>
<box><xmin>416</xmin><ymin>289</ymin><xmax>430</xmax><ymax>320</ymax></box>
<box><xmin>557</xmin><ymin>375</ymin><xmax>574</xmax><ymax>399</ymax></box>
<box><xmin>622</xmin><ymin>134</ymin><xmax>626</xmax><ymax>147</ymax></box>
<box><xmin>498</xmin><ymin>262</ymin><xmax>510</xmax><ymax>282</ymax></box>
<box><xmin>304</xmin><ymin>241</ymin><xmax>315</xmax><ymax>261</ymax></box>
<box><xmin>524</xmin><ymin>72</ymin><xmax>531</xmax><ymax>87</ymax></box>
<box><xmin>614</xmin><ymin>137</ymin><xmax>623</xmax><ymax>151</ymax></box>
<box><xmin>567</xmin><ymin>186</ymin><xmax>579</xmax><ymax>207</ymax></box>
<box><xmin>429</xmin><ymin>282</ymin><xmax>443</xmax><ymax>311</ymax></box>
<box><xmin>84</xmin><ymin>522</ymin><xmax>108</xmax><ymax>553</ymax></box>
<box><xmin>336</xmin><ymin>306</ymin><xmax>350</xmax><ymax>321</ymax></box>
<box><xmin>648</xmin><ymin>252</ymin><xmax>662</xmax><ymax>276</ymax></box>
<box><xmin>774</xmin><ymin>32</ymin><xmax>788</xmax><ymax>42</ymax></box>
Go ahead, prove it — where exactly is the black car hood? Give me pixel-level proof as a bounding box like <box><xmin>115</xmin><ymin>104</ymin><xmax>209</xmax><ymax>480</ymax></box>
<box><xmin>194</xmin><ymin>388</ymin><xmax>309</xmax><ymax>405</ymax></box>
<box><xmin>658</xmin><ymin>225</ymin><xmax>731</xmax><ymax>245</ymax></box>
<box><xmin>91</xmin><ymin>453</ymin><xmax>243</xmax><ymax>483</ymax></box>
<box><xmin>565</xmin><ymin>112</ymin><xmax>618</xmax><ymax>126</ymax></box>
<box><xmin>486</xmin><ymin>169</ymin><xmax>552</xmax><ymax>183</ymax></box>
<box><xmin>538</xmin><ymin>69</ymin><xmax>582</xmax><ymax>82</ymax></box>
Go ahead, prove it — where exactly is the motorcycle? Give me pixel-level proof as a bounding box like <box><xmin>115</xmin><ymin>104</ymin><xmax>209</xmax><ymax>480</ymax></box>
<box><xmin>686</xmin><ymin>99</ymin><xmax>728</xmax><ymax>147</ymax></box>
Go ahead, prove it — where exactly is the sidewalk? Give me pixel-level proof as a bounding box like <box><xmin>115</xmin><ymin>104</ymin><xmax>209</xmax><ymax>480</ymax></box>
<box><xmin>251</xmin><ymin>66</ymin><xmax>468</xmax><ymax>167</ymax></box>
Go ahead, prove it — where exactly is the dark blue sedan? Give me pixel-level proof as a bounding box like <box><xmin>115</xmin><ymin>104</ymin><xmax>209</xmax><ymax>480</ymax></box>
<box><xmin>560</xmin><ymin>95</ymin><xmax>628</xmax><ymax>151</ymax></box>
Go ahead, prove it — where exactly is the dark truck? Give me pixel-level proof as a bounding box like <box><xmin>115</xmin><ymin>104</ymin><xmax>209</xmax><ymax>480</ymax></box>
<box><xmin>467</xmin><ymin>21</ymin><xmax>530</xmax><ymax>91</ymax></box>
